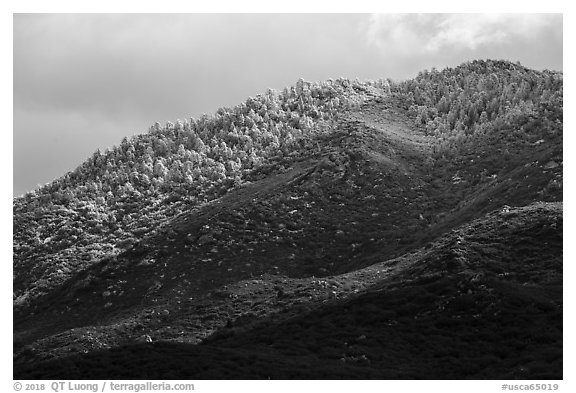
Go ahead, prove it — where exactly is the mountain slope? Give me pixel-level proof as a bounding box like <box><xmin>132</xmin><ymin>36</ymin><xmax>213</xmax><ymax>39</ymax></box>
<box><xmin>13</xmin><ymin>60</ymin><xmax>563</xmax><ymax>379</ymax></box>
<box><xmin>15</xmin><ymin>202</ymin><xmax>562</xmax><ymax>379</ymax></box>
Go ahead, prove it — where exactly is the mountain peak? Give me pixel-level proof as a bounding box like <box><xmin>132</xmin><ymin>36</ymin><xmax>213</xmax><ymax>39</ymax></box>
<box><xmin>14</xmin><ymin>61</ymin><xmax>563</xmax><ymax>379</ymax></box>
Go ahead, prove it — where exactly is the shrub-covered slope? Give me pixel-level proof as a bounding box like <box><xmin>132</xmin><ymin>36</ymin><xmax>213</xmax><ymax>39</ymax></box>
<box><xmin>13</xmin><ymin>60</ymin><xmax>561</xmax><ymax>307</ymax></box>
<box><xmin>13</xmin><ymin>78</ymin><xmax>386</xmax><ymax>306</ymax></box>
<box><xmin>13</xmin><ymin>60</ymin><xmax>562</xmax><ymax>379</ymax></box>
<box><xmin>15</xmin><ymin>202</ymin><xmax>562</xmax><ymax>379</ymax></box>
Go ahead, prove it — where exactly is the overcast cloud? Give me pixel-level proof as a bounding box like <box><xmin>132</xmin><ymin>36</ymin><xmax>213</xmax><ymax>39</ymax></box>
<box><xmin>13</xmin><ymin>13</ymin><xmax>563</xmax><ymax>196</ymax></box>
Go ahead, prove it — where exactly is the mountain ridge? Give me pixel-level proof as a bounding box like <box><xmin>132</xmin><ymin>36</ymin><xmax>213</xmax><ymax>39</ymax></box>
<box><xmin>14</xmin><ymin>59</ymin><xmax>563</xmax><ymax>379</ymax></box>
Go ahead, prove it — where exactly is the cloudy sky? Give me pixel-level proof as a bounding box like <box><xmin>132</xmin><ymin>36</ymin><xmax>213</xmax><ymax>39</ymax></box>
<box><xmin>13</xmin><ymin>13</ymin><xmax>563</xmax><ymax>196</ymax></box>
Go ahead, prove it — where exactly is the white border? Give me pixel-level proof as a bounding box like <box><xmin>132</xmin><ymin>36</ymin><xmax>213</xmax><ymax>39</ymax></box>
<box><xmin>3</xmin><ymin>2</ymin><xmax>571</xmax><ymax>391</ymax></box>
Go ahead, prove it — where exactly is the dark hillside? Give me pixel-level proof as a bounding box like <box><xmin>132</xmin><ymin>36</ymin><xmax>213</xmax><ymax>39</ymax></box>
<box><xmin>15</xmin><ymin>203</ymin><xmax>562</xmax><ymax>379</ymax></box>
<box><xmin>14</xmin><ymin>60</ymin><xmax>562</xmax><ymax>379</ymax></box>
